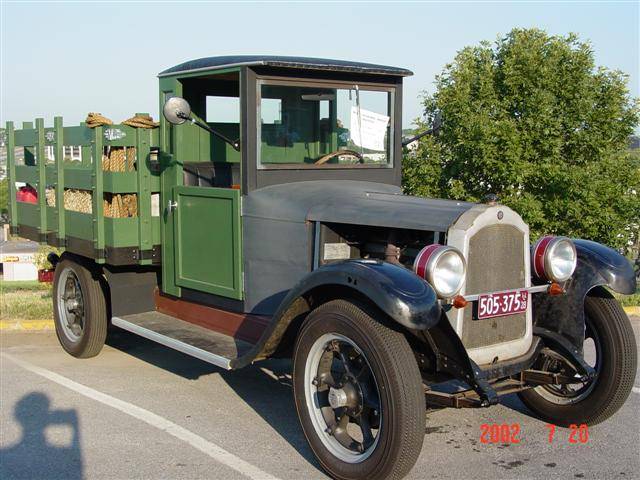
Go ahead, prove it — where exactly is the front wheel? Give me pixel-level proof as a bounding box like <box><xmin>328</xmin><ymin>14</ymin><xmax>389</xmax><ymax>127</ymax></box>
<box><xmin>519</xmin><ymin>294</ymin><xmax>637</xmax><ymax>426</ymax></box>
<box><xmin>293</xmin><ymin>299</ymin><xmax>425</xmax><ymax>480</ymax></box>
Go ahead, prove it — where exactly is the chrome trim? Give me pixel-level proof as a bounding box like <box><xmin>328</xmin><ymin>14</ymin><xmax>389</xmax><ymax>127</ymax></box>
<box><xmin>545</xmin><ymin>237</ymin><xmax>577</xmax><ymax>282</ymax></box>
<box><xmin>111</xmin><ymin>317</ymin><xmax>232</xmax><ymax>370</ymax></box>
<box><xmin>446</xmin><ymin>204</ymin><xmax>533</xmax><ymax>364</ymax></box>
<box><xmin>427</xmin><ymin>246</ymin><xmax>467</xmax><ymax>298</ymax></box>
<box><xmin>462</xmin><ymin>284</ymin><xmax>549</xmax><ymax>302</ymax></box>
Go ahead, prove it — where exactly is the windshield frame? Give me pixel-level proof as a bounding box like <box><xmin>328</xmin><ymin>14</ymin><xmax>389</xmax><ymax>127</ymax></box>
<box><xmin>255</xmin><ymin>77</ymin><xmax>396</xmax><ymax>170</ymax></box>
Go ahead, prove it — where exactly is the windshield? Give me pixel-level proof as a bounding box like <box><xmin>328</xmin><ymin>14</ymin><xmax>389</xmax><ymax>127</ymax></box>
<box><xmin>258</xmin><ymin>81</ymin><xmax>394</xmax><ymax>168</ymax></box>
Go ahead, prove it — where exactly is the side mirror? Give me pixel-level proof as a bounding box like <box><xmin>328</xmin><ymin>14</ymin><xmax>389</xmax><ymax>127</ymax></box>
<box><xmin>163</xmin><ymin>97</ymin><xmax>192</xmax><ymax>125</ymax></box>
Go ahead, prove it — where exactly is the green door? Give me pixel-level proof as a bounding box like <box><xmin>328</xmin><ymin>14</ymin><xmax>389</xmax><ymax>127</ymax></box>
<box><xmin>172</xmin><ymin>186</ymin><xmax>242</xmax><ymax>300</ymax></box>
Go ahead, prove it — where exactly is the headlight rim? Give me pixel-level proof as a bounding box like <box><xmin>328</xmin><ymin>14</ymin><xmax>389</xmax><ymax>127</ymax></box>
<box><xmin>534</xmin><ymin>235</ymin><xmax>577</xmax><ymax>282</ymax></box>
<box><xmin>413</xmin><ymin>244</ymin><xmax>467</xmax><ymax>298</ymax></box>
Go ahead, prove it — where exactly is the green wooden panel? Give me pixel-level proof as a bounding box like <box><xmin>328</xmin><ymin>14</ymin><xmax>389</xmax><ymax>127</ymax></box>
<box><xmin>36</xmin><ymin>119</ymin><xmax>47</xmax><ymax>235</ymax></box>
<box><xmin>44</xmin><ymin>128</ymin><xmax>56</xmax><ymax>145</ymax></box>
<box><xmin>6</xmin><ymin>122</ymin><xmax>17</xmax><ymax>228</ymax></box>
<box><xmin>63</xmin><ymin>168</ymin><xmax>93</xmax><ymax>190</ymax></box>
<box><xmin>152</xmin><ymin>216</ymin><xmax>161</xmax><ymax>244</ymax></box>
<box><xmin>174</xmin><ymin>186</ymin><xmax>242</xmax><ymax>299</ymax></box>
<box><xmin>16</xmin><ymin>202</ymin><xmax>40</xmax><ymax>227</ymax></box>
<box><xmin>104</xmin><ymin>217</ymin><xmax>138</xmax><ymax>247</ymax></box>
<box><xmin>54</xmin><ymin>117</ymin><xmax>66</xmax><ymax>240</ymax></box>
<box><xmin>65</xmin><ymin>211</ymin><xmax>93</xmax><ymax>241</ymax></box>
<box><xmin>45</xmin><ymin>166</ymin><xmax>57</xmax><ymax>184</ymax></box>
<box><xmin>14</xmin><ymin>165</ymin><xmax>38</xmax><ymax>183</ymax></box>
<box><xmin>64</xmin><ymin>126</ymin><xmax>93</xmax><ymax>146</ymax></box>
<box><xmin>14</xmin><ymin>129</ymin><xmax>36</xmax><ymax>146</ymax></box>
<box><xmin>160</xmin><ymin>78</ymin><xmax>181</xmax><ymax>296</ymax></box>
<box><xmin>102</xmin><ymin>125</ymin><xmax>137</xmax><ymax>147</ymax></box>
<box><xmin>46</xmin><ymin>207</ymin><xmax>58</xmax><ymax>232</ymax></box>
<box><xmin>103</xmin><ymin>172</ymin><xmax>137</xmax><ymax>193</ymax></box>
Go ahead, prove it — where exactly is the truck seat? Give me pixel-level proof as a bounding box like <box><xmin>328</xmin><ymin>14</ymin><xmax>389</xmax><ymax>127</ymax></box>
<box><xmin>183</xmin><ymin>162</ymin><xmax>232</xmax><ymax>188</ymax></box>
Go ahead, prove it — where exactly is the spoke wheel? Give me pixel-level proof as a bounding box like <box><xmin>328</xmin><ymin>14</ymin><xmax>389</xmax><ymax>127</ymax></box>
<box><xmin>293</xmin><ymin>299</ymin><xmax>425</xmax><ymax>480</ymax></box>
<box><xmin>53</xmin><ymin>258</ymin><xmax>108</xmax><ymax>359</ymax></box>
<box><xmin>535</xmin><ymin>318</ymin><xmax>602</xmax><ymax>405</ymax></box>
<box><xmin>57</xmin><ymin>269</ymin><xmax>85</xmax><ymax>342</ymax></box>
<box><xmin>519</xmin><ymin>293</ymin><xmax>637</xmax><ymax>426</ymax></box>
<box><xmin>305</xmin><ymin>333</ymin><xmax>381</xmax><ymax>463</ymax></box>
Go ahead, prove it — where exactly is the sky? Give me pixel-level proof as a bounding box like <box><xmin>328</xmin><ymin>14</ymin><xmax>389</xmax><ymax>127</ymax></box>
<box><xmin>1</xmin><ymin>1</ymin><xmax>638</xmax><ymax>129</ymax></box>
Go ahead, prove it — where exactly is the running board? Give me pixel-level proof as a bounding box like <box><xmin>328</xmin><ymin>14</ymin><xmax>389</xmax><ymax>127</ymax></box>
<box><xmin>111</xmin><ymin>311</ymin><xmax>254</xmax><ymax>370</ymax></box>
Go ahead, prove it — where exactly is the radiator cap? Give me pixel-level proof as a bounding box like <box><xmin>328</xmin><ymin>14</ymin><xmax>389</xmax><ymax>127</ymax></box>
<box><xmin>482</xmin><ymin>193</ymin><xmax>499</xmax><ymax>206</ymax></box>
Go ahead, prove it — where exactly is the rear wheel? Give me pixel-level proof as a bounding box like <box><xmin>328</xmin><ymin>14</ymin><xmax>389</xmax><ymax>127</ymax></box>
<box><xmin>519</xmin><ymin>295</ymin><xmax>637</xmax><ymax>426</ymax></box>
<box><xmin>53</xmin><ymin>258</ymin><xmax>108</xmax><ymax>358</ymax></box>
<box><xmin>293</xmin><ymin>299</ymin><xmax>425</xmax><ymax>480</ymax></box>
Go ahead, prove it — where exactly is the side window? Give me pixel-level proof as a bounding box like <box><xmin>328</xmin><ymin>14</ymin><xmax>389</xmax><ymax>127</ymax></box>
<box><xmin>261</xmin><ymin>98</ymin><xmax>282</xmax><ymax>124</ymax></box>
<box><xmin>206</xmin><ymin>96</ymin><xmax>240</xmax><ymax>123</ymax></box>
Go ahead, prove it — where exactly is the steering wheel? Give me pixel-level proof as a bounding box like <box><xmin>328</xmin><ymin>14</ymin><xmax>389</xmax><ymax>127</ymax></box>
<box><xmin>314</xmin><ymin>149</ymin><xmax>363</xmax><ymax>165</ymax></box>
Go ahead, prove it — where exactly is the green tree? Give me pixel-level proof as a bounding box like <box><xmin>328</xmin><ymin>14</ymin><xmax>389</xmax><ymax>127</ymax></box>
<box><xmin>403</xmin><ymin>28</ymin><xmax>640</xmax><ymax>251</ymax></box>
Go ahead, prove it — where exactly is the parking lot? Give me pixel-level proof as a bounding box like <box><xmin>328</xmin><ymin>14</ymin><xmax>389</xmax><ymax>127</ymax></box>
<box><xmin>2</xmin><ymin>318</ymin><xmax>639</xmax><ymax>480</ymax></box>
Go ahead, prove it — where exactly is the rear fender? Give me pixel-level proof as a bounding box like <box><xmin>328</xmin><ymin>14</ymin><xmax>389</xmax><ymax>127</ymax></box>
<box><xmin>533</xmin><ymin>239</ymin><xmax>635</xmax><ymax>351</ymax></box>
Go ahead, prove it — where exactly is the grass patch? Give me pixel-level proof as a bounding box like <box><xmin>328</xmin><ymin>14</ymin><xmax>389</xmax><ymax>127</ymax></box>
<box><xmin>0</xmin><ymin>280</ymin><xmax>51</xmax><ymax>292</ymax></box>
<box><xmin>0</xmin><ymin>280</ymin><xmax>53</xmax><ymax>321</ymax></box>
<box><xmin>614</xmin><ymin>286</ymin><xmax>640</xmax><ymax>307</ymax></box>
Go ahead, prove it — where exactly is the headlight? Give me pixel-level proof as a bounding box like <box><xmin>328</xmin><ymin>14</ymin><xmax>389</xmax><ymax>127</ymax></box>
<box><xmin>533</xmin><ymin>236</ymin><xmax>577</xmax><ymax>282</ymax></box>
<box><xmin>413</xmin><ymin>245</ymin><xmax>466</xmax><ymax>298</ymax></box>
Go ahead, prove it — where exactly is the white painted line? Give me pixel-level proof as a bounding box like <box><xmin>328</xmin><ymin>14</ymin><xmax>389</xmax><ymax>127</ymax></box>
<box><xmin>632</xmin><ymin>387</ymin><xmax>640</xmax><ymax>395</ymax></box>
<box><xmin>1</xmin><ymin>352</ymin><xmax>280</xmax><ymax>480</ymax></box>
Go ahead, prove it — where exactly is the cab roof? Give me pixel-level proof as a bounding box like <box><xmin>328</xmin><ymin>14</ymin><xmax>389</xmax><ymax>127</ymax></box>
<box><xmin>159</xmin><ymin>55</ymin><xmax>413</xmax><ymax>78</ymax></box>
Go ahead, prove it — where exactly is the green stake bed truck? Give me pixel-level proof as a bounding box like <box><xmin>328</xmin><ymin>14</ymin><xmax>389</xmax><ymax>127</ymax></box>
<box><xmin>6</xmin><ymin>56</ymin><xmax>638</xmax><ymax>480</ymax></box>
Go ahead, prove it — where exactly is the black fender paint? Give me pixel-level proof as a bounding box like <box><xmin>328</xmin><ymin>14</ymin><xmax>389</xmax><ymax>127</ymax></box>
<box><xmin>533</xmin><ymin>239</ymin><xmax>636</xmax><ymax>351</ymax></box>
<box><xmin>234</xmin><ymin>260</ymin><xmax>441</xmax><ymax>369</ymax></box>
<box><xmin>277</xmin><ymin>259</ymin><xmax>442</xmax><ymax>330</ymax></box>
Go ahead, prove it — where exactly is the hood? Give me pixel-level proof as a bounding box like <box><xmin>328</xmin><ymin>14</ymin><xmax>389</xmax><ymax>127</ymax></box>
<box><xmin>243</xmin><ymin>180</ymin><xmax>474</xmax><ymax>232</ymax></box>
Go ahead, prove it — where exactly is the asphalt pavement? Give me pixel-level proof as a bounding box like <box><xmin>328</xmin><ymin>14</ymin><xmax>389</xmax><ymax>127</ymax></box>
<box><xmin>1</xmin><ymin>318</ymin><xmax>639</xmax><ymax>480</ymax></box>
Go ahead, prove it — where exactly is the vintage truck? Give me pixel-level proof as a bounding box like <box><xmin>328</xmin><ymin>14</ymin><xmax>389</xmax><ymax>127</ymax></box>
<box><xmin>6</xmin><ymin>56</ymin><xmax>637</xmax><ymax>480</ymax></box>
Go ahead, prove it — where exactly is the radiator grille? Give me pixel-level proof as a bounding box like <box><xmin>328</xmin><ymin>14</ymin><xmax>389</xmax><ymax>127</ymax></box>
<box><xmin>461</xmin><ymin>224</ymin><xmax>527</xmax><ymax>349</ymax></box>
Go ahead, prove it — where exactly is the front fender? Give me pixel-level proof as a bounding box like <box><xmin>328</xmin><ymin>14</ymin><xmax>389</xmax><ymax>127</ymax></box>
<box><xmin>276</xmin><ymin>260</ymin><xmax>442</xmax><ymax>330</ymax></box>
<box><xmin>533</xmin><ymin>239</ymin><xmax>635</xmax><ymax>350</ymax></box>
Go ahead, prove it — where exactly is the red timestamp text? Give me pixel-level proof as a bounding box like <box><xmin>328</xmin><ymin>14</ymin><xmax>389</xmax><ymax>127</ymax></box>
<box><xmin>479</xmin><ymin>423</ymin><xmax>590</xmax><ymax>444</ymax></box>
<box><xmin>546</xmin><ymin>423</ymin><xmax>589</xmax><ymax>444</ymax></box>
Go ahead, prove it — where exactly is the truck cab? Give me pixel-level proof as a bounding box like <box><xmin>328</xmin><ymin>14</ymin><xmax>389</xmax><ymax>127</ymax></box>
<box><xmin>157</xmin><ymin>56</ymin><xmax>407</xmax><ymax>308</ymax></box>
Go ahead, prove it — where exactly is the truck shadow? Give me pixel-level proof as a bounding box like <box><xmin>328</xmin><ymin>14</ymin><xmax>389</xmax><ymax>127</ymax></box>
<box><xmin>0</xmin><ymin>392</ymin><xmax>83</xmax><ymax>480</ymax></box>
<box><xmin>105</xmin><ymin>329</ymin><xmax>324</xmax><ymax>473</ymax></box>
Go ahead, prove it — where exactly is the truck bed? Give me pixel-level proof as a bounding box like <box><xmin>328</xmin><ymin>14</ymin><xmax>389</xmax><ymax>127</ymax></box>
<box><xmin>6</xmin><ymin>117</ymin><xmax>161</xmax><ymax>265</ymax></box>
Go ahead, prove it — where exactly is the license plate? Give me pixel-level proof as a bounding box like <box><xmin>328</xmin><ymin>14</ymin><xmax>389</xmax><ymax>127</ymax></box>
<box><xmin>477</xmin><ymin>289</ymin><xmax>529</xmax><ymax>320</ymax></box>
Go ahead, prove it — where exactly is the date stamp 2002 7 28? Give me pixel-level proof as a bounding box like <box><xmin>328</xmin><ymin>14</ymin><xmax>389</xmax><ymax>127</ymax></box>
<box><xmin>480</xmin><ymin>423</ymin><xmax>589</xmax><ymax>444</ymax></box>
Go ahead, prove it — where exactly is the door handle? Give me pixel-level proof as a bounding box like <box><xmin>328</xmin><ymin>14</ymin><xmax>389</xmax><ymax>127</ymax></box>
<box><xmin>167</xmin><ymin>200</ymin><xmax>178</xmax><ymax>213</ymax></box>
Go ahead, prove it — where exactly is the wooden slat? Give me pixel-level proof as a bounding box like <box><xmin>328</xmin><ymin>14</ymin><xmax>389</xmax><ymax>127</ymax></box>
<box><xmin>14</xmin><ymin>165</ymin><xmax>38</xmax><ymax>183</ymax></box>
<box><xmin>6</xmin><ymin>121</ymin><xmax>17</xmax><ymax>228</ymax></box>
<box><xmin>54</xmin><ymin>117</ymin><xmax>65</xmax><ymax>242</ymax></box>
<box><xmin>136</xmin><ymin>118</ymin><xmax>153</xmax><ymax>263</ymax></box>
<box><xmin>36</xmin><ymin>118</ymin><xmax>47</xmax><ymax>237</ymax></box>
<box><xmin>92</xmin><ymin>126</ymin><xmax>105</xmax><ymax>261</ymax></box>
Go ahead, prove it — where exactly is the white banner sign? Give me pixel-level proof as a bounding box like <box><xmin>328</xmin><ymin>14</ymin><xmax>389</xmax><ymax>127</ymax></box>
<box><xmin>350</xmin><ymin>106</ymin><xmax>389</xmax><ymax>152</ymax></box>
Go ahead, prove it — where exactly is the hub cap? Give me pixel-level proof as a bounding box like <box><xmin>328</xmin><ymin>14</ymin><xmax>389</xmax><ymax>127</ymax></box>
<box><xmin>304</xmin><ymin>333</ymin><xmax>381</xmax><ymax>463</ymax></box>
<box><xmin>56</xmin><ymin>268</ymin><xmax>85</xmax><ymax>342</ymax></box>
<box><xmin>535</xmin><ymin>315</ymin><xmax>601</xmax><ymax>404</ymax></box>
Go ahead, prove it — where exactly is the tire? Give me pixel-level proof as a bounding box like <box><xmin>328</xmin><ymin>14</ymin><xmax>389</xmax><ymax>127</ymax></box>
<box><xmin>293</xmin><ymin>299</ymin><xmax>425</xmax><ymax>480</ymax></box>
<box><xmin>519</xmin><ymin>295</ymin><xmax>637</xmax><ymax>426</ymax></box>
<box><xmin>53</xmin><ymin>258</ymin><xmax>108</xmax><ymax>358</ymax></box>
